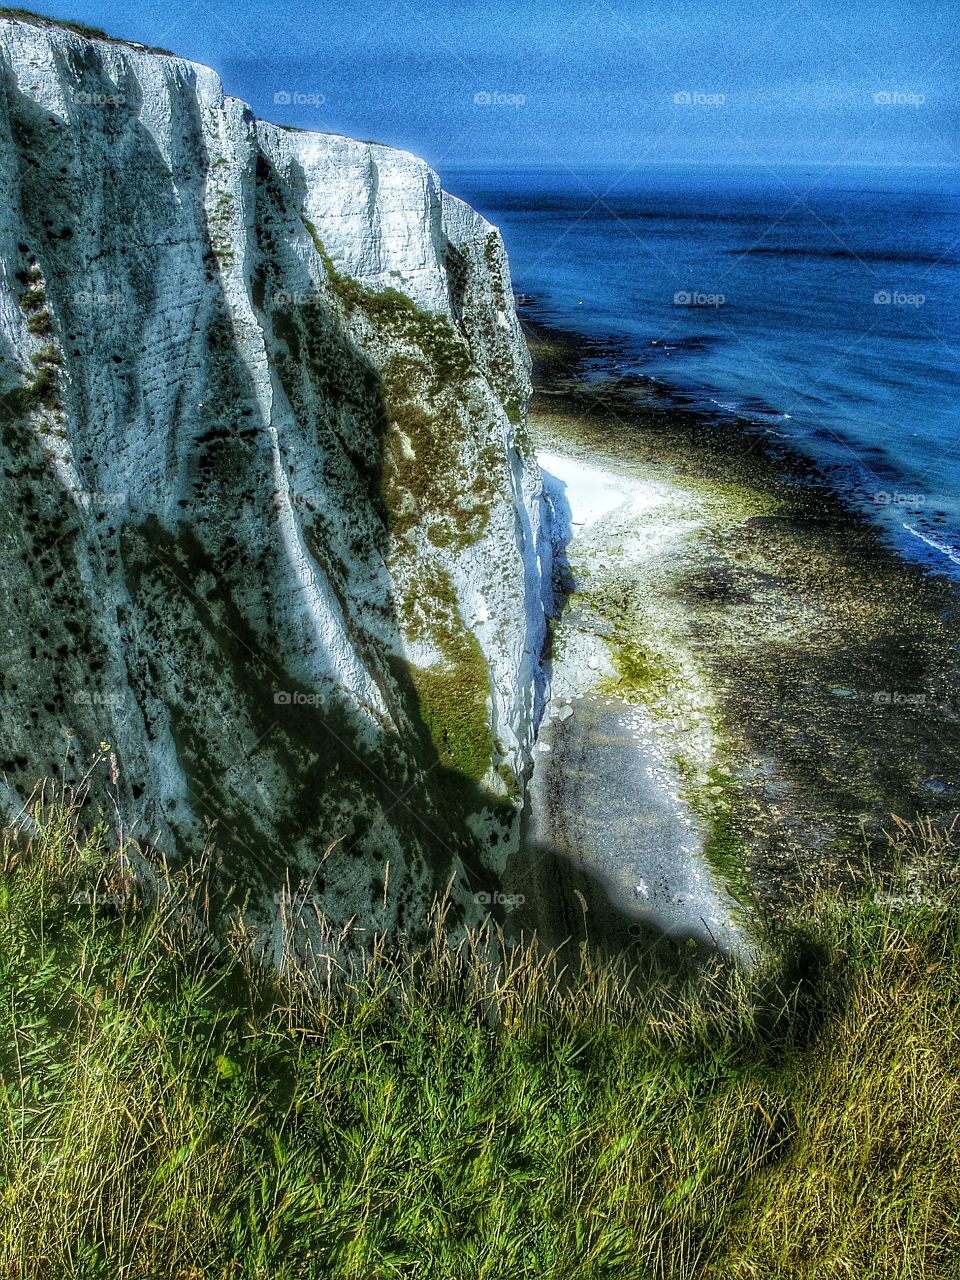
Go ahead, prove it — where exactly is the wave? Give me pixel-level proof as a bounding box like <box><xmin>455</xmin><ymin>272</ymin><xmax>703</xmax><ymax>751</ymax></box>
<box><xmin>726</xmin><ymin>246</ymin><xmax>958</xmax><ymax>266</ymax></box>
<box><xmin>901</xmin><ymin>524</ymin><xmax>960</xmax><ymax>567</ymax></box>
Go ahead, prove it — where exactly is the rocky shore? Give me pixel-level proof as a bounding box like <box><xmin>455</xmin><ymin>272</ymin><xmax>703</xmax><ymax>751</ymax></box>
<box><xmin>507</xmin><ymin>303</ymin><xmax>960</xmax><ymax>953</ymax></box>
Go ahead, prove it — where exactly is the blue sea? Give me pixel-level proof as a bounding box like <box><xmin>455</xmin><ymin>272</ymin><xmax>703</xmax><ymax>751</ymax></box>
<box><xmin>442</xmin><ymin>164</ymin><xmax>960</xmax><ymax>578</ymax></box>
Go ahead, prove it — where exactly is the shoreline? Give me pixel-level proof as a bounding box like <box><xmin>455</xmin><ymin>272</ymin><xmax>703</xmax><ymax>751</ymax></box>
<box><xmin>515</xmin><ymin>296</ymin><xmax>960</xmax><ymax>583</ymax></box>
<box><xmin>507</xmin><ymin>445</ymin><xmax>752</xmax><ymax>961</ymax></box>
<box><xmin>510</xmin><ymin>304</ymin><xmax>960</xmax><ymax>945</ymax></box>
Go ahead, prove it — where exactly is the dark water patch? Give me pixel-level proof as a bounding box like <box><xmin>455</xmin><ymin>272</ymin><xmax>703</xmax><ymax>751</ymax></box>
<box><xmin>725</xmin><ymin>246</ymin><xmax>959</xmax><ymax>267</ymax></box>
<box><xmin>649</xmin><ymin>334</ymin><xmax>725</xmax><ymax>354</ymax></box>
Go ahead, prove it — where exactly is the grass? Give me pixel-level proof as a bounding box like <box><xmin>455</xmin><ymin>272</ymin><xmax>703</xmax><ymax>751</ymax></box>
<box><xmin>0</xmin><ymin>6</ymin><xmax>175</xmax><ymax>53</ymax></box>
<box><xmin>1</xmin><ymin>780</ymin><xmax>959</xmax><ymax>1278</ymax></box>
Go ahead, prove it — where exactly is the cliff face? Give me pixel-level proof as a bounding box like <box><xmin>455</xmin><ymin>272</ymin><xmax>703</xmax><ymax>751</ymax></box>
<box><xmin>0</xmin><ymin>15</ymin><xmax>549</xmax><ymax>942</ymax></box>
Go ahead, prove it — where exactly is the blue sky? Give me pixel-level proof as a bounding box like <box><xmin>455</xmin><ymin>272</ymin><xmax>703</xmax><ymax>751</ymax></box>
<box><xmin>36</xmin><ymin>0</ymin><xmax>960</xmax><ymax>170</ymax></box>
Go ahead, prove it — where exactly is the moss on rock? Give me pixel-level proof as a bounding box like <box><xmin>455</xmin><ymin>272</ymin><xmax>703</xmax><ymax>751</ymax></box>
<box><xmin>401</xmin><ymin>629</ymin><xmax>492</xmax><ymax>784</ymax></box>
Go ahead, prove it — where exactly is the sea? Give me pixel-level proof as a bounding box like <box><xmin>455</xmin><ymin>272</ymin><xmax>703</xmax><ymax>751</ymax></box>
<box><xmin>442</xmin><ymin>164</ymin><xmax>960</xmax><ymax>578</ymax></box>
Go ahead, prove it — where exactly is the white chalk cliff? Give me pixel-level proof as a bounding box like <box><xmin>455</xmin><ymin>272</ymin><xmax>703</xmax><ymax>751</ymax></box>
<box><xmin>0</xmin><ymin>14</ymin><xmax>550</xmax><ymax>939</ymax></box>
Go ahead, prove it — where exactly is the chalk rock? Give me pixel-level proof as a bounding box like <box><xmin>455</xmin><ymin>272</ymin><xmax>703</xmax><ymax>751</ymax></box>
<box><xmin>0</xmin><ymin>13</ymin><xmax>553</xmax><ymax>952</ymax></box>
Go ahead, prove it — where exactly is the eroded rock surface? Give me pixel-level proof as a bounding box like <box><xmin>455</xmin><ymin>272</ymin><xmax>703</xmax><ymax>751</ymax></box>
<box><xmin>0</xmin><ymin>15</ymin><xmax>550</xmax><ymax>944</ymax></box>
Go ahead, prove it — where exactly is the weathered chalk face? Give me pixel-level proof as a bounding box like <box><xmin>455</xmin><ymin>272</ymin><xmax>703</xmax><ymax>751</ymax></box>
<box><xmin>0</xmin><ymin>14</ymin><xmax>550</xmax><ymax>949</ymax></box>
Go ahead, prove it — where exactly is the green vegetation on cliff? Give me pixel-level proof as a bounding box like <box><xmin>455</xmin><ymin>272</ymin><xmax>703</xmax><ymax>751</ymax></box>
<box><xmin>397</xmin><ymin>627</ymin><xmax>492</xmax><ymax>785</ymax></box>
<box><xmin>302</xmin><ymin>217</ymin><xmax>473</xmax><ymax>392</ymax></box>
<box><xmin>2</xmin><ymin>788</ymin><xmax>959</xmax><ymax>1279</ymax></box>
<box><xmin>300</xmin><ymin>222</ymin><xmax>498</xmax><ymax>550</ymax></box>
<box><xmin>288</xmin><ymin>225</ymin><xmax>502</xmax><ymax>790</ymax></box>
<box><xmin>394</xmin><ymin>564</ymin><xmax>494</xmax><ymax>785</ymax></box>
<box><xmin>0</xmin><ymin>7</ymin><xmax>175</xmax><ymax>52</ymax></box>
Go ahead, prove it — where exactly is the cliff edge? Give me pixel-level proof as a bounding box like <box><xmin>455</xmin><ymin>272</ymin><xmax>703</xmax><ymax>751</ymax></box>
<box><xmin>0</xmin><ymin>13</ymin><xmax>550</xmax><ymax>944</ymax></box>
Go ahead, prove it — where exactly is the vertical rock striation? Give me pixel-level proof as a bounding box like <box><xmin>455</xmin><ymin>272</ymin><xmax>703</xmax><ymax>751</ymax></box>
<box><xmin>0</xmin><ymin>14</ymin><xmax>550</xmax><ymax>942</ymax></box>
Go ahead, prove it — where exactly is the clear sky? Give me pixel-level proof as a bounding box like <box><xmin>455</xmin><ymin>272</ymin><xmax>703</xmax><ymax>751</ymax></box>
<box><xmin>31</xmin><ymin>0</ymin><xmax>960</xmax><ymax>171</ymax></box>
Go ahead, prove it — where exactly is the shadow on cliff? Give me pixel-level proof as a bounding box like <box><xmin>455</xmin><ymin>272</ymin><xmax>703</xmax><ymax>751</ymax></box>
<box><xmin>0</xmin><ymin>52</ymin><xmax>730</xmax><ymax>967</ymax></box>
<box><xmin>0</xmin><ymin>56</ymin><xmax>533</xmax><ymax>943</ymax></box>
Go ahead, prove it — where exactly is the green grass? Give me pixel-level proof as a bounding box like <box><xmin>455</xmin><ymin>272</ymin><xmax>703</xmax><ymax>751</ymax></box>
<box><xmin>2</xmin><ymin>786</ymin><xmax>959</xmax><ymax>1278</ymax></box>
<box><xmin>0</xmin><ymin>6</ymin><xmax>175</xmax><ymax>53</ymax></box>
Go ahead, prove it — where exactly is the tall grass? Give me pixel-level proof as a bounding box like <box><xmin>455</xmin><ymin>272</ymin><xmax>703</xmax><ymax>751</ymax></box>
<box><xmin>0</xmin><ymin>785</ymin><xmax>958</xmax><ymax>1278</ymax></box>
